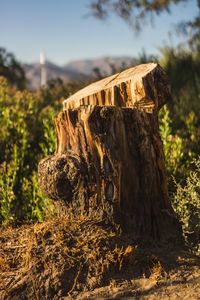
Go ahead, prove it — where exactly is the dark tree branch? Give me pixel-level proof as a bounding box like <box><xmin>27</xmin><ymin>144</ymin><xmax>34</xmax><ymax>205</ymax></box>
<box><xmin>89</xmin><ymin>0</ymin><xmax>199</xmax><ymax>39</ymax></box>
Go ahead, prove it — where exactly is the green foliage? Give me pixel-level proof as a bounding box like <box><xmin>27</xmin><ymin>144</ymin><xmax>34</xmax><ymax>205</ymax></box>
<box><xmin>159</xmin><ymin>106</ymin><xmax>183</xmax><ymax>176</ymax></box>
<box><xmin>173</xmin><ymin>158</ymin><xmax>200</xmax><ymax>254</ymax></box>
<box><xmin>159</xmin><ymin>47</ymin><xmax>200</xmax><ymax>180</ymax></box>
<box><xmin>159</xmin><ymin>46</ymin><xmax>200</xmax><ymax>254</ymax></box>
<box><xmin>39</xmin><ymin>111</ymin><xmax>56</xmax><ymax>156</ymax></box>
<box><xmin>0</xmin><ymin>78</ymin><xmax>47</xmax><ymax>223</ymax></box>
<box><xmin>158</xmin><ymin>48</ymin><xmax>200</xmax><ymax>213</ymax></box>
<box><xmin>160</xmin><ymin>47</ymin><xmax>200</xmax><ymax>121</ymax></box>
<box><xmin>159</xmin><ymin>104</ymin><xmax>200</xmax><ymax>254</ymax></box>
<box><xmin>0</xmin><ymin>161</ymin><xmax>16</xmax><ymax>223</ymax></box>
<box><xmin>0</xmin><ymin>77</ymin><xmax>81</xmax><ymax>225</ymax></box>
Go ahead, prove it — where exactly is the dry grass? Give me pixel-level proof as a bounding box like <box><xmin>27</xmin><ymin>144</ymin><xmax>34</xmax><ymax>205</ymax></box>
<box><xmin>0</xmin><ymin>215</ymin><xmax>143</xmax><ymax>299</ymax></box>
<box><xmin>0</xmin><ymin>213</ymin><xmax>199</xmax><ymax>300</ymax></box>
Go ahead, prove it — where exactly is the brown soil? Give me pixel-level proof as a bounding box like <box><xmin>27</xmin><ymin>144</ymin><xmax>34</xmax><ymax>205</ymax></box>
<box><xmin>72</xmin><ymin>259</ymin><xmax>200</xmax><ymax>299</ymax></box>
<box><xmin>0</xmin><ymin>215</ymin><xmax>199</xmax><ymax>300</ymax></box>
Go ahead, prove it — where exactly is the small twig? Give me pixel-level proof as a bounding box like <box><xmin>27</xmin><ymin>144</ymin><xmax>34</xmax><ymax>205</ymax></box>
<box><xmin>3</xmin><ymin>245</ymin><xmax>26</xmax><ymax>249</ymax></box>
<box><xmin>68</xmin><ymin>263</ymin><xmax>83</xmax><ymax>294</ymax></box>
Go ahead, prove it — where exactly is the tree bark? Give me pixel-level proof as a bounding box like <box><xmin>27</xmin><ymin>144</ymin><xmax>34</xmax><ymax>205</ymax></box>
<box><xmin>38</xmin><ymin>63</ymin><xmax>182</xmax><ymax>243</ymax></box>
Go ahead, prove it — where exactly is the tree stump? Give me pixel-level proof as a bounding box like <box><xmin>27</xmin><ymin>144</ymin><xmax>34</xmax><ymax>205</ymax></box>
<box><xmin>38</xmin><ymin>63</ymin><xmax>182</xmax><ymax>243</ymax></box>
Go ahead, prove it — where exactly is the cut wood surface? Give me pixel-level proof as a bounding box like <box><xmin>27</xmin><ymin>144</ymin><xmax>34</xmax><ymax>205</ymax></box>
<box><xmin>63</xmin><ymin>63</ymin><xmax>171</xmax><ymax>112</ymax></box>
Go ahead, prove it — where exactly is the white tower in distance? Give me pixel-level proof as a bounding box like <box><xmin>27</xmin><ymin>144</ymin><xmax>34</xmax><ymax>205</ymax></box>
<box><xmin>40</xmin><ymin>51</ymin><xmax>47</xmax><ymax>87</ymax></box>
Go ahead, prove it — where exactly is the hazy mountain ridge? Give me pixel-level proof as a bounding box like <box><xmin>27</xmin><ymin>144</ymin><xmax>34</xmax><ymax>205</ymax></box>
<box><xmin>24</xmin><ymin>56</ymin><xmax>138</xmax><ymax>89</ymax></box>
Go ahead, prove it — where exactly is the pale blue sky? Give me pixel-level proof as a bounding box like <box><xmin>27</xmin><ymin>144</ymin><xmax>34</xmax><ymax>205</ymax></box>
<box><xmin>0</xmin><ymin>0</ymin><xmax>198</xmax><ymax>65</ymax></box>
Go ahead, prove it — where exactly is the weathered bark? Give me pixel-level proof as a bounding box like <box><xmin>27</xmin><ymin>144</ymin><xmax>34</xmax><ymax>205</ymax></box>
<box><xmin>38</xmin><ymin>63</ymin><xmax>181</xmax><ymax>242</ymax></box>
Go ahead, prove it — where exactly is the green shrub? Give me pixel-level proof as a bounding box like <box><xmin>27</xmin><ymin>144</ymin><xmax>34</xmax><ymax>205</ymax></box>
<box><xmin>159</xmin><ymin>105</ymin><xmax>183</xmax><ymax>176</ymax></box>
<box><xmin>172</xmin><ymin>158</ymin><xmax>200</xmax><ymax>254</ymax></box>
<box><xmin>160</xmin><ymin>47</ymin><xmax>200</xmax><ymax>121</ymax></box>
<box><xmin>159</xmin><ymin>105</ymin><xmax>200</xmax><ymax>184</ymax></box>
<box><xmin>0</xmin><ymin>78</ymin><xmax>50</xmax><ymax>223</ymax></box>
<box><xmin>159</xmin><ymin>105</ymin><xmax>200</xmax><ymax>254</ymax></box>
<box><xmin>0</xmin><ymin>77</ymin><xmax>82</xmax><ymax>225</ymax></box>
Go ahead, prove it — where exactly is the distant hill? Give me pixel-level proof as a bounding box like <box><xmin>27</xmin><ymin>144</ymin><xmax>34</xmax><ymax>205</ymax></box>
<box><xmin>24</xmin><ymin>56</ymin><xmax>138</xmax><ymax>89</ymax></box>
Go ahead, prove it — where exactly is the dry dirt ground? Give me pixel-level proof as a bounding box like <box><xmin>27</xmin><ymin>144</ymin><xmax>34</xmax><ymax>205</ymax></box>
<box><xmin>0</xmin><ymin>216</ymin><xmax>199</xmax><ymax>300</ymax></box>
<box><xmin>71</xmin><ymin>260</ymin><xmax>200</xmax><ymax>299</ymax></box>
